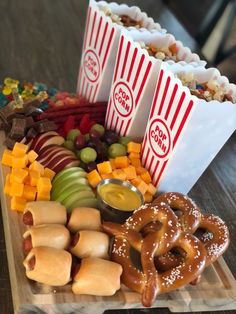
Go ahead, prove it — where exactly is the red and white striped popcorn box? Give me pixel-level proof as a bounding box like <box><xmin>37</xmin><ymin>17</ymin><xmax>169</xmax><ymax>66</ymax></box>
<box><xmin>105</xmin><ymin>30</ymin><xmax>205</xmax><ymax>139</ymax></box>
<box><xmin>141</xmin><ymin>64</ymin><xmax>236</xmax><ymax>194</ymax></box>
<box><xmin>77</xmin><ymin>0</ymin><xmax>164</xmax><ymax>103</ymax></box>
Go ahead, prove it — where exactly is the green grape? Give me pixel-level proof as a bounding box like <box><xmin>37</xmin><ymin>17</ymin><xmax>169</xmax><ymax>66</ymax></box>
<box><xmin>108</xmin><ymin>143</ymin><xmax>127</xmax><ymax>158</ymax></box>
<box><xmin>67</xmin><ymin>129</ymin><xmax>81</xmax><ymax>142</ymax></box>
<box><xmin>80</xmin><ymin>147</ymin><xmax>97</xmax><ymax>163</ymax></box>
<box><xmin>119</xmin><ymin>136</ymin><xmax>132</xmax><ymax>147</ymax></box>
<box><xmin>91</xmin><ymin>123</ymin><xmax>105</xmax><ymax>137</ymax></box>
<box><xmin>63</xmin><ymin>140</ymin><xmax>75</xmax><ymax>151</ymax></box>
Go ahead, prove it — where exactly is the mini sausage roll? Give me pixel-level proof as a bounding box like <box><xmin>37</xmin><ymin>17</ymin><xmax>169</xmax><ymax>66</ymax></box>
<box><xmin>23</xmin><ymin>224</ymin><xmax>70</xmax><ymax>254</ymax></box>
<box><xmin>23</xmin><ymin>201</ymin><xmax>67</xmax><ymax>226</ymax></box>
<box><xmin>72</xmin><ymin>257</ymin><xmax>122</xmax><ymax>296</ymax></box>
<box><xmin>67</xmin><ymin>207</ymin><xmax>101</xmax><ymax>233</ymax></box>
<box><xmin>70</xmin><ymin>230</ymin><xmax>109</xmax><ymax>259</ymax></box>
<box><xmin>23</xmin><ymin>247</ymin><xmax>72</xmax><ymax>286</ymax></box>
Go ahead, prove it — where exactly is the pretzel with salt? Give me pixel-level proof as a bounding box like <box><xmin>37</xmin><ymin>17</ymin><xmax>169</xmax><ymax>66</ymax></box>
<box><xmin>153</xmin><ymin>193</ymin><xmax>230</xmax><ymax>283</ymax></box>
<box><xmin>102</xmin><ymin>202</ymin><xmax>206</xmax><ymax>307</ymax></box>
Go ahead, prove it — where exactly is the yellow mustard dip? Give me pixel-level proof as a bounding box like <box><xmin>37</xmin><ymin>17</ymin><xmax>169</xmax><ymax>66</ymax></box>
<box><xmin>99</xmin><ymin>183</ymin><xmax>142</xmax><ymax>211</ymax></box>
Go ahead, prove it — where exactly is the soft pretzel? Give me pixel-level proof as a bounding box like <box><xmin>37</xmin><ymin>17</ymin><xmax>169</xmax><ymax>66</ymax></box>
<box><xmin>153</xmin><ymin>192</ymin><xmax>201</xmax><ymax>233</ymax></box>
<box><xmin>103</xmin><ymin>203</ymin><xmax>207</xmax><ymax>307</ymax></box>
<box><xmin>153</xmin><ymin>193</ymin><xmax>230</xmax><ymax>284</ymax></box>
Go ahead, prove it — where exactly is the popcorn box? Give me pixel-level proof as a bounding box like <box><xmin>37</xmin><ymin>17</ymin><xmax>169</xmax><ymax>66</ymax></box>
<box><xmin>77</xmin><ymin>0</ymin><xmax>164</xmax><ymax>103</ymax></box>
<box><xmin>105</xmin><ymin>30</ymin><xmax>206</xmax><ymax>139</ymax></box>
<box><xmin>141</xmin><ymin>64</ymin><xmax>236</xmax><ymax>194</ymax></box>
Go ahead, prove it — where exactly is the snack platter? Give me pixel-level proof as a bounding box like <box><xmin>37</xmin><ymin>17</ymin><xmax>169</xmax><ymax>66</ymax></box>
<box><xmin>0</xmin><ymin>130</ymin><xmax>236</xmax><ymax>313</ymax></box>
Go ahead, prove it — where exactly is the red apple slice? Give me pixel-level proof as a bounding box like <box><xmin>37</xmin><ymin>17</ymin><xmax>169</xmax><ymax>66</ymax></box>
<box><xmin>36</xmin><ymin>144</ymin><xmax>60</xmax><ymax>158</ymax></box>
<box><xmin>30</xmin><ymin>131</ymin><xmax>59</xmax><ymax>151</ymax></box>
<box><xmin>37</xmin><ymin>136</ymin><xmax>65</xmax><ymax>154</ymax></box>
<box><xmin>38</xmin><ymin>148</ymin><xmax>75</xmax><ymax>166</ymax></box>
<box><xmin>43</xmin><ymin>153</ymin><xmax>77</xmax><ymax>170</ymax></box>
<box><xmin>53</xmin><ymin>158</ymin><xmax>79</xmax><ymax>173</ymax></box>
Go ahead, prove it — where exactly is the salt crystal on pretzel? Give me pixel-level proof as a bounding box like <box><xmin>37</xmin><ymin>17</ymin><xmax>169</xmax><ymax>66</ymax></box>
<box><xmin>102</xmin><ymin>201</ymin><xmax>207</xmax><ymax>307</ymax></box>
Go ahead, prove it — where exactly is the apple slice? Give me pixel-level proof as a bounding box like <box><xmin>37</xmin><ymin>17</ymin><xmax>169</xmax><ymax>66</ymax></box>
<box><xmin>66</xmin><ymin>197</ymin><xmax>98</xmax><ymax>213</ymax></box>
<box><xmin>30</xmin><ymin>131</ymin><xmax>59</xmax><ymax>151</ymax></box>
<box><xmin>37</xmin><ymin>136</ymin><xmax>65</xmax><ymax>154</ymax></box>
<box><xmin>62</xmin><ymin>191</ymin><xmax>96</xmax><ymax>212</ymax></box>
<box><xmin>52</xmin><ymin>167</ymin><xmax>85</xmax><ymax>186</ymax></box>
<box><xmin>51</xmin><ymin>157</ymin><xmax>79</xmax><ymax>173</ymax></box>
<box><xmin>51</xmin><ymin>177</ymin><xmax>89</xmax><ymax>200</ymax></box>
<box><xmin>51</xmin><ymin>170</ymin><xmax>87</xmax><ymax>191</ymax></box>
<box><xmin>54</xmin><ymin>185</ymin><xmax>92</xmax><ymax>203</ymax></box>
<box><xmin>35</xmin><ymin>144</ymin><xmax>59</xmax><ymax>157</ymax></box>
<box><xmin>44</xmin><ymin>153</ymin><xmax>77</xmax><ymax>169</ymax></box>
<box><xmin>38</xmin><ymin>147</ymin><xmax>75</xmax><ymax>166</ymax></box>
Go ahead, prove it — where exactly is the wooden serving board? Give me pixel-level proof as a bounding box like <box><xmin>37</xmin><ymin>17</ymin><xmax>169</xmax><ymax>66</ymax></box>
<box><xmin>1</xmin><ymin>134</ymin><xmax>236</xmax><ymax>314</ymax></box>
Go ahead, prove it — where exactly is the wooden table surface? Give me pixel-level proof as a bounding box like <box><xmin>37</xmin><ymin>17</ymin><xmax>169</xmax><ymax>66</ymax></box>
<box><xmin>0</xmin><ymin>0</ymin><xmax>235</xmax><ymax>313</ymax></box>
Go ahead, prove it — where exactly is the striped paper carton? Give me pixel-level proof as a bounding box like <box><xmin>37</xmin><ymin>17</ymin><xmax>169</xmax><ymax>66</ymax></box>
<box><xmin>105</xmin><ymin>31</ymin><xmax>205</xmax><ymax>139</ymax></box>
<box><xmin>77</xmin><ymin>0</ymin><xmax>164</xmax><ymax>102</ymax></box>
<box><xmin>141</xmin><ymin>65</ymin><xmax>236</xmax><ymax>194</ymax></box>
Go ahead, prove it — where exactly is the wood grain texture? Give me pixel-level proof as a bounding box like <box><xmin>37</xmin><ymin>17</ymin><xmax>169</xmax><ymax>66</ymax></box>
<box><xmin>0</xmin><ymin>0</ymin><xmax>235</xmax><ymax>313</ymax></box>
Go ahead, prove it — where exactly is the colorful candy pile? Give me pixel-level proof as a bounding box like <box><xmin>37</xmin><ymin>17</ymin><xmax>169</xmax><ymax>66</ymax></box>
<box><xmin>0</xmin><ymin>78</ymin><xmax>107</xmax><ymax>148</ymax></box>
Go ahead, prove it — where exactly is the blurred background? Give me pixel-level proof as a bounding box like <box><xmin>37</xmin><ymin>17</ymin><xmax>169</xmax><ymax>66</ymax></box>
<box><xmin>0</xmin><ymin>0</ymin><xmax>235</xmax><ymax>92</ymax></box>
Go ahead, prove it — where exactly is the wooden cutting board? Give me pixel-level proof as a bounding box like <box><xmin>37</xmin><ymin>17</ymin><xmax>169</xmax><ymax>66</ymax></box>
<box><xmin>0</xmin><ymin>133</ymin><xmax>236</xmax><ymax>314</ymax></box>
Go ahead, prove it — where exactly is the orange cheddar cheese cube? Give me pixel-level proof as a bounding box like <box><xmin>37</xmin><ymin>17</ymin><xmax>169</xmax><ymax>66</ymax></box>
<box><xmin>129</xmin><ymin>158</ymin><xmax>141</xmax><ymax>168</ymax></box>
<box><xmin>37</xmin><ymin>177</ymin><xmax>52</xmax><ymax>194</ymax></box>
<box><xmin>87</xmin><ymin>170</ymin><xmax>102</xmax><ymax>188</ymax></box>
<box><xmin>136</xmin><ymin>179</ymin><xmax>148</xmax><ymax>195</ymax></box>
<box><xmin>114</xmin><ymin>156</ymin><xmax>129</xmax><ymax>169</ymax></box>
<box><xmin>131</xmin><ymin>176</ymin><xmax>142</xmax><ymax>187</ymax></box>
<box><xmin>10</xmin><ymin>181</ymin><xmax>24</xmax><ymax>197</ymax></box>
<box><xmin>97</xmin><ymin>161</ymin><xmax>112</xmax><ymax>175</ymax></box>
<box><xmin>23</xmin><ymin>185</ymin><xmax>37</xmax><ymax>201</ymax></box>
<box><xmin>109</xmin><ymin>159</ymin><xmax>116</xmax><ymax>170</ymax></box>
<box><xmin>11</xmin><ymin>196</ymin><xmax>27</xmax><ymax>212</ymax></box>
<box><xmin>10</xmin><ymin>168</ymin><xmax>28</xmax><ymax>184</ymax></box>
<box><xmin>12</xmin><ymin>155</ymin><xmax>28</xmax><ymax>169</ymax></box>
<box><xmin>29</xmin><ymin>160</ymin><xmax>44</xmax><ymax>175</ymax></box>
<box><xmin>4</xmin><ymin>175</ymin><xmax>11</xmax><ymax>195</ymax></box>
<box><xmin>36</xmin><ymin>191</ymin><xmax>51</xmax><ymax>201</ymax></box>
<box><xmin>29</xmin><ymin>170</ymin><xmax>40</xmax><ymax>186</ymax></box>
<box><xmin>27</xmin><ymin>150</ymin><xmax>38</xmax><ymax>163</ymax></box>
<box><xmin>43</xmin><ymin>167</ymin><xmax>56</xmax><ymax>180</ymax></box>
<box><xmin>144</xmin><ymin>192</ymin><xmax>153</xmax><ymax>203</ymax></box>
<box><xmin>12</xmin><ymin>142</ymin><xmax>28</xmax><ymax>157</ymax></box>
<box><xmin>135</xmin><ymin>166</ymin><xmax>146</xmax><ymax>175</ymax></box>
<box><xmin>101</xmin><ymin>173</ymin><xmax>113</xmax><ymax>180</ymax></box>
<box><xmin>23</xmin><ymin>175</ymin><xmax>31</xmax><ymax>185</ymax></box>
<box><xmin>147</xmin><ymin>183</ymin><xmax>157</xmax><ymax>196</ymax></box>
<box><xmin>112</xmin><ymin>169</ymin><xmax>127</xmax><ymax>181</ymax></box>
<box><xmin>127</xmin><ymin>142</ymin><xmax>141</xmax><ymax>154</ymax></box>
<box><xmin>123</xmin><ymin>166</ymin><xmax>137</xmax><ymax>180</ymax></box>
<box><xmin>1</xmin><ymin>149</ymin><xmax>13</xmax><ymax>167</ymax></box>
<box><xmin>140</xmin><ymin>170</ymin><xmax>152</xmax><ymax>184</ymax></box>
<box><xmin>128</xmin><ymin>152</ymin><xmax>140</xmax><ymax>159</ymax></box>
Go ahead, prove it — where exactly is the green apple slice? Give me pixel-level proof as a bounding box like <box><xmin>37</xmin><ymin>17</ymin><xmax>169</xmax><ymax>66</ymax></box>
<box><xmin>52</xmin><ymin>167</ymin><xmax>85</xmax><ymax>185</ymax></box>
<box><xmin>63</xmin><ymin>191</ymin><xmax>96</xmax><ymax>212</ymax></box>
<box><xmin>54</xmin><ymin>185</ymin><xmax>92</xmax><ymax>203</ymax></box>
<box><xmin>52</xmin><ymin>171</ymin><xmax>87</xmax><ymax>191</ymax></box>
<box><xmin>51</xmin><ymin>177</ymin><xmax>89</xmax><ymax>200</ymax></box>
<box><xmin>67</xmin><ymin>198</ymin><xmax>99</xmax><ymax>213</ymax></box>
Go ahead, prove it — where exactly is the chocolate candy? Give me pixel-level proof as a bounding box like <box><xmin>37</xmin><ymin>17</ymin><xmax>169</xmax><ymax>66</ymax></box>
<box><xmin>34</xmin><ymin>119</ymin><xmax>58</xmax><ymax>133</ymax></box>
<box><xmin>9</xmin><ymin>117</ymin><xmax>27</xmax><ymax>140</ymax></box>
